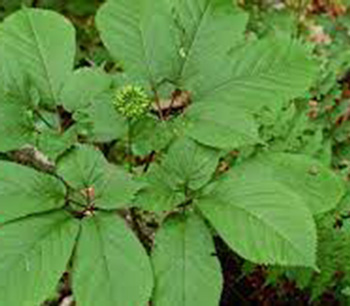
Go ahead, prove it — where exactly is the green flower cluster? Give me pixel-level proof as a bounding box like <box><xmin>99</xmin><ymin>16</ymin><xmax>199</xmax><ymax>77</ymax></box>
<box><xmin>113</xmin><ymin>85</ymin><xmax>151</xmax><ymax>119</ymax></box>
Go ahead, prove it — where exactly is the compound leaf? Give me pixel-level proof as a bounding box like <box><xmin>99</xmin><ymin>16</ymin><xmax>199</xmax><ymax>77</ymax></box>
<box><xmin>73</xmin><ymin>212</ymin><xmax>153</xmax><ymax>306</ymax></box>
<box><xmin>0</xmin><ymin>211</ymin><xmax>79</xmax><ymax>306</ymax></box>
<box><xmin>182</xmin><ymin>37</ymin><xmax>316</xmax><ymax>149</ymax></box>
<box><xmin>57</xmin><ymin>145</ymin><xmax>140</xmax><ymax>209</ymax></box>
<box><xmin>152</xmin><ymin>212</ymin><xmax>222</xmax><ymax>306</ymax></box>
<box><xmin>135</xmin><ymin>137</ymin><xmax>219</xmax><ymax>211</ymax></box>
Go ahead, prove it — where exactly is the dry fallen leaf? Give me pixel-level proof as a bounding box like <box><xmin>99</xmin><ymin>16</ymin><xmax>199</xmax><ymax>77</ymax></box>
<box><xmin>308</xmin><ymin>25</ymin><xmax>332</xmax><ymax>45</ymax></box>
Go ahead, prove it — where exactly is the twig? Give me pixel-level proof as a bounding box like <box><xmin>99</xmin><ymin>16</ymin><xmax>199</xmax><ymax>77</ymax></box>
<box><xmin>143</xmin><ymin>151</ymin><xmax>155</xmax><ymax>173</ymax></box>
<box><xmin>9</xmin><ymin>146</ymin><xmax>55</xmax><ymax>174</ymax></box>
<box><xmin>164</xmin><ymin>90</ymin><xmax>178</xmax><ymax>119</ymax></box>
<box><xmin>151</xmin><ymin>86</ymin><xmax>164</xmax><ymax>120</ymax></box>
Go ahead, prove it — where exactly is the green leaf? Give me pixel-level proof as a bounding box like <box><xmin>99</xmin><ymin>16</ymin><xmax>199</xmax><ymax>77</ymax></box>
<box><xmin>0</xmin><ymin>95</ymin><xmax>36</xmax><ymax>152</ymax></box>
<box><xmin>342</xmin><ymin>287</ymin><xmax>350</xmax><ymax>297</ymax></box>
<box><xmin>173</xmin><ymin>0</ymin><xmax>248</xmax><ymax>93</ymax></box>
<box><xmin>96</xmin><ymin>0</ymin><xmax>180</xmax><ymax>84</ymax></box>
<box><xmin>161</xmin><ymin>137</ymin><xmax>220</xmax><ymax>190</ymax></box>
<box><xmin>135</xmin><ymin>164</ymin><xmax>186</xmax><ymax>212</ymax></box>
<box><xmin>36</xmin><ymin>128</ymin><xmax>77</xmax><ymax>161</ymax></box>
<box><xmin>198</xmin><ymin>174</ymin><xmax>317</xmax><ymax>267</ymax></box>
<box><xmin>1</xmin><ymin>0</ymin><xmax>31</xmax><ymax>13</ymax></box>
<box><xmin>135</xmin><ymin>137</ymin><xmax>219</xmax><ymax>211</ymax></box>
<box><xmin>0</xmin><ymin>46</ymin><xmax>32</xmax><ymax>104</ymax></box>
<box><xmin>195</xmin><ymin>38</ymin><xmax>317</xmax><ymax>113</ymax></box>
<box><xmin>1</xmin><ymin>8</ymin><xmax>76</xmax><ymax>106</ymax></box>
<box><xmin>338</xmin><ymin>193</ymin><xmax>350</xmax><ymax>216</ymax></box>
<box><xmin>0</xmin><ymin>162</ymin><xmax>65</xmax><ymax>223</ymax></box>
<box><xmin>180</xmin><ymin>37</ymin><xmax>316</xmax><ymax>149</ymax></box>
<box><xmin>268</xmin><ymin>214</ymin><xmax>350</xmax><ymax>300</ymax></box>
<box><xmin>0</xmin><ymin>211</ymin><xmax>79</xmax><ymax>306</ymax></box>
<box><xmin>60</xmin><ymin>68</ymin><xmax>111</xmax><ymax>112</ymax></box>
<box><xmin>57</xmin><ymin>145</ymin><xmax>140</xmax><ymax>209</ymax></box>
<box><xmin>234</xmin><ymin>153</ymin><xmax>345</xmax><ymax>214</ymax></box>
<box><xmin>152</xmin><ymin>212</ymin><xmax>222</xmax><ymax>306</ymax></box>
<box><xmin>74</xmin><ymin>92</ymin><xmax>127</xmax><ymax>143</ymax></box>
<box><xmin>131</xmin><ymin>116</ymin><xmax>175</xmax><ymax>156</ymax></box>
<box><xmin>73</xmin><ymin>212</ymin><xmax>153</xmax><ymax>306</ymax></box>
<box><xmin>184</xmin><ymin>102</ymin><xmax>260</xmax><ymax>149</ymax></box>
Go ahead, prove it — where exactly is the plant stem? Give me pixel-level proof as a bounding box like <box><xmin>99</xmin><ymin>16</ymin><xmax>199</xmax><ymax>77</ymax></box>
<box><xmin>151</xmin><ymin>86</ymin><xmax>164</xmax><ymax>120</ymax></box>
<box><xmin>32</xmin><ymin>0</ymin><xmax>40</xmax><ymax>7</ymax></box>
<box><xmin>127</xmin><ymin>119</ymin><xmax>133</xmax><ymax>173</ymax></box>
<box><xmin>34</xmin><ymin>109</ymin><xmax>54</xmax><ymax>129</ymax></box>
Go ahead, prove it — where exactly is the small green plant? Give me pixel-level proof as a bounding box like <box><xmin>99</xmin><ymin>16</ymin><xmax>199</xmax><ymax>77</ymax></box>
<box><xmin>0</xmin><ymin>1</ymin><xmax>347</xmax><ymax>305</ymax></box>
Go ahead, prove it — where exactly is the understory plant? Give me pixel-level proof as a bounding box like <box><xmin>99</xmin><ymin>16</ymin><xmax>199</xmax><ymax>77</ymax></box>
<box><xmin>247</xmin><ymin>7</ymin><xmax>350</xmax><ymax>302</ymax></box>
<box><xmin>0</xmin><ymin>0</ymin><xmax>346</xmax><ymax>305</ymax></box>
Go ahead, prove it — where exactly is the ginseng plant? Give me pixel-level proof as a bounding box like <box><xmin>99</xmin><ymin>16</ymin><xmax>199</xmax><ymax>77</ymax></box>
<box><xmin>0</xmin><ymin>0</ymin><xmax>345</xmax><ymax>305</ymax></box>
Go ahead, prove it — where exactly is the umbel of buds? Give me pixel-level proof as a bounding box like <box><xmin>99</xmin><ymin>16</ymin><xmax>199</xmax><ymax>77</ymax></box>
<box><xmin>113</xmin><ymin>85</ymin><xmax>151</xmax><ymax>119</ymax></box>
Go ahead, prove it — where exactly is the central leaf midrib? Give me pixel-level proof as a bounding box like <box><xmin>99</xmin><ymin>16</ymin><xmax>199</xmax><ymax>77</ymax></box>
<box><xmin>94</xmin><ymin>217</ymin><xmax>120</xmax><ymax>306</ymax></box>
<box><xmin>178</xmin><ymin>0</ymin><xmax>211</xmax><ymax>82</ymax></box>
<box><xmin>138</xmin><ymin>20</ymin><xmax>155</xmax><ymax>86</ymax></box>
<box><xmin>24</xmin><ymin>10</ymin><xmax>57</xmax><ymax>103</ymax></box>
